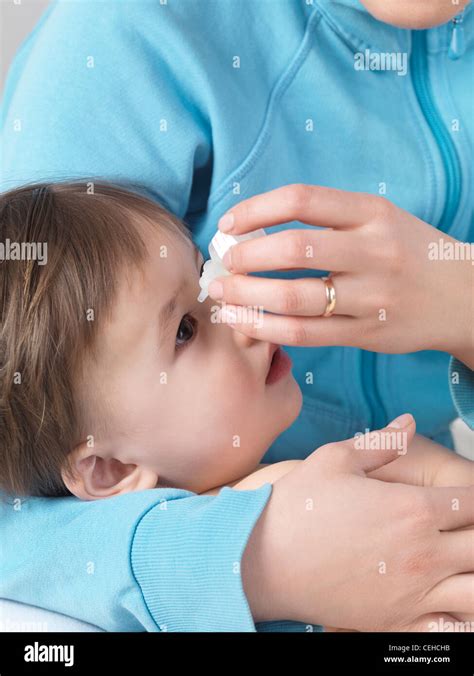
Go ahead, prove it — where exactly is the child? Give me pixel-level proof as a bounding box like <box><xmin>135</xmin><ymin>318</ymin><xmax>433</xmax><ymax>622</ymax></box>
<box><xmin>0</xmin><ymin>179</ymin><xmax>302</xmax><ymax>500</ymax></box>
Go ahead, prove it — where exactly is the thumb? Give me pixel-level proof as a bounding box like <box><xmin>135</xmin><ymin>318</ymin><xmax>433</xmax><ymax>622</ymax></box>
<box><xmin>349</xmin><ymin>413</ymin><xmax>416</xmax><ymax>474</ymax></box>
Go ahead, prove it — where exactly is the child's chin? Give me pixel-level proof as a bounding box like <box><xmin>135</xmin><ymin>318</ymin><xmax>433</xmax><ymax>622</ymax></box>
<box><xmin>279</xmin><ymin>379</ymin><xmax>304</xmax><ymax>427</ymax></box>
<box><xmin>291</xmin><ymin>381</ymin><xmax>304</xmax><ymax>418</ymax></box>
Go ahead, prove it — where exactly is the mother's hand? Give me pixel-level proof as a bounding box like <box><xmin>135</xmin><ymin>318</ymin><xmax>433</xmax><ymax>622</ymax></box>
<box><xmin>242</xmin><ymin>414</ymin><xmax>474</xmax><ymax>630</ymax></box>
<box><xmin>209</xmin><ymin>184</ymin><xmax>473</xmax><ymax>366</ymax></box>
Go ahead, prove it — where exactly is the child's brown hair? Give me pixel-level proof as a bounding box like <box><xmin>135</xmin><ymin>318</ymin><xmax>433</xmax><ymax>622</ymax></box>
<box><xmin>0</xmin><ymin>179</ymin><xmax>191</xmax><ymax>498</ymax></box>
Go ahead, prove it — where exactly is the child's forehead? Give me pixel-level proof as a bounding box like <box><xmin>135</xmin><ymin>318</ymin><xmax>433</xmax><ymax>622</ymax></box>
<box><xmin>121</xmin><ymin>215</ymin><xmax>199</xmax><ymax>296</ymax></box>
<box><xmin>132</xmin><ymin>211</ymin><xmax>195</xmax><ymax>260</ymax></box>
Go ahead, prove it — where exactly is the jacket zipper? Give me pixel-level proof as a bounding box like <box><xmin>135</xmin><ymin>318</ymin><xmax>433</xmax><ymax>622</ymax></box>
<box><xmin>411</xmin><ymin>28</ymin><xmax>463</xmax><ymax>233</ymax></box>
<box><xmin>449</xmin><ymin>9</ymin><xmax>466</xmax><ymax>60</ymax></box>
<box><xmin>361</xmin><ymin>23</ymin><xmax>463</xmax><ymax>430</ymax></box>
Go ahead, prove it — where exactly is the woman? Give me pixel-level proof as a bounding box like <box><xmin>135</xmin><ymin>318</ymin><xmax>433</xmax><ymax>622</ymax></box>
<box><xmin>1</xmin><ymin>0</ymin><xmax>472</xmax><ymax>632</ymax></box>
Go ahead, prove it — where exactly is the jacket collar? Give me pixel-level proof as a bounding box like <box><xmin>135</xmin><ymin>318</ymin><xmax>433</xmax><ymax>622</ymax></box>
<box><xmin>314</xmin><ymin>0</ymin><xmax>471</xmax><ymax>55</ymax></box>
<box><xmin>314</xmin><ymin>0</ymin><xmax>408</xmax><ymax>54</ymax></box>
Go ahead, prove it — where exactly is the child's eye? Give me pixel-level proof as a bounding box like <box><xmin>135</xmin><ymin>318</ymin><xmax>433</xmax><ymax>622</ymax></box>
<box><xmin>176</xmin><ymin>314</ymin><xmax>198</xmax><ymax>350</ymax></box>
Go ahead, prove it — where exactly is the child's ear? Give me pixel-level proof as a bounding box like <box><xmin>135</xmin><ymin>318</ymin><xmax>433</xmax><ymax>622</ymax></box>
<box><xmin>61</xmin><ymin>441</ymin><xmax>159</xmax><ymax>500</ymax></box>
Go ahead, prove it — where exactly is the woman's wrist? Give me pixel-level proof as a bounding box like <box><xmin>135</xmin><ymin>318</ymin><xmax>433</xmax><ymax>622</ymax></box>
<box><xmin>241</xmin><ymin>491</ymin><xmax>285</xmax><ymax>623</ymax></box>
<box><xmin>440</xmin><ymin>257</ymin><xmax>473</xmax><ymax>368</ymax></box>
<box><xmin>242</xmin><ymin>474</ymin><xmax>320</xmax><ymax>625</ymax></box>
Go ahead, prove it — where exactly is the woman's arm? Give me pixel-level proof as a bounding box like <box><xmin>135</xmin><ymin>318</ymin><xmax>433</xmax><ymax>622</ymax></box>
<box><xmin>241</xmin><ymin>417</ymin><xmax>474</xmax><ymax>629</ymax></box>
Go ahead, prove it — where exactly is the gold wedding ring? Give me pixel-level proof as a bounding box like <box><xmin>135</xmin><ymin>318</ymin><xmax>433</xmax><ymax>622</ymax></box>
<box><xmin>321</xmin><ymin>275</ymin><xmax>336</xmax><ymax>317</ymax></box>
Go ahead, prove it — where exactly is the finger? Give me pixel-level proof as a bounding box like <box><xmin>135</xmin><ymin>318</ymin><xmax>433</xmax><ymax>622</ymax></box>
<box><xmin>438</xmin><ymin>531</ymin><xmax>474</xmax><ymax>574</ymax></box>
<box><xmin>451</xmin><ymin>612</ymin><xmax>474</xmax><ymax>624</ymax></box>
<box><xmin>404</xmin><ymin>613</ymin><xmax>471</xmax><ymax>632</ymax></box>
<box><xmin>210</xmin><ymin>273</ymin><xmax>360</xmax><ymax>317</ymax></box>
<box><xmin>425</xmin><ymin>574</ymin><xmax>474</xmax><ymax>615</ymax></box>
<box><xmin>218</xmin><ymin>184</ymin><xmax>382</xmax><ymax>234</ymax></box>
<box><xmin>222</xmin><ymin>229</ymin><xmax>363</xmax><ymax>274</ymax></box>
<box><xmin>342</xmin><ymin>414</ymin><xmax>417</xmax><ymax>473</ymax></box>
<box><xmin>428</xmin><ymin>485</ymin><xmax>474</xmax><ymax>531</ymax></box>
<box><xmin>216</xmin><ymin>304</ymin><xmax>358</xmax><ymax>346</ymax></box>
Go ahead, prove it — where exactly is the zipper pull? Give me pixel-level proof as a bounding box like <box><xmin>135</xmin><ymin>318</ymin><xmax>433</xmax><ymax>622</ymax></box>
<box><xmin>448</xmin><ymin>10</ymin><xmax>465</xmax><ymax>60</ymax></box>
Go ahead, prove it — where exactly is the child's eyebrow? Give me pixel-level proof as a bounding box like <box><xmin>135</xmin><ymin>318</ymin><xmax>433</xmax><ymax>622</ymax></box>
<box><xmin>157</xmin><ymin>244</ymin><xmax>202</xmax><ymax>349</ymax></box>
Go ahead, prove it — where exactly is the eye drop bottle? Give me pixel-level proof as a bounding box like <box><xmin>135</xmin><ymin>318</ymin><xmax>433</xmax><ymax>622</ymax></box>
<box><xmin>197</xmin><ymin>227</ymin><xmax>266</xmax><ymax>302</ymax></box>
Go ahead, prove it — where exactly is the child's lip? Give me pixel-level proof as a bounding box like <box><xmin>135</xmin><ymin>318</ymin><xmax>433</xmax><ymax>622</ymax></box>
<box><xmin>265</xmin><ymin>344</ymin><xmax>293</xmax><ymax>385</ymax></box>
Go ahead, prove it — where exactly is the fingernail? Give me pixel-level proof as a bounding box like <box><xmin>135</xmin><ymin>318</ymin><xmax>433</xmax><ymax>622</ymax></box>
<box><xmin>208</xmin><ymin>280</ymin><xmax>223</xmax><ymax>299</ymax></box>
<box><xmin>218</xmin><ymin>212</ymin><xmax>234</xmax><ymax>232</ymax></box>
<box><xmin>389</xmin><ymin>413</ymin><xmax>413</xmax><ymax>429</ymax></box>
<box><xmin>222</xmin><ymin>249</ymin><xmax>233</xmax><ymax>271</ymax></box>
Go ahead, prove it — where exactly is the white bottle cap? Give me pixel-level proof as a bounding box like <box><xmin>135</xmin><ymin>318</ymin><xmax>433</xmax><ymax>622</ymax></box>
<box><xmin>197</xmin><ymin>227</ymin><xmax>266</xmax><ymax>302</ymax></box>
<box><xmin>197</xmin><ymin>258</ymin><xmax>230</xmax><ymax>302</ymax></box>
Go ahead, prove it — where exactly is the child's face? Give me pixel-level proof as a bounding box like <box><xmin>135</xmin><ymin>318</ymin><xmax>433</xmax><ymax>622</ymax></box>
<box><xmin>85</xmin><ymin>222</ymin><xmax>302</xmax><ymax>494</ymax></box>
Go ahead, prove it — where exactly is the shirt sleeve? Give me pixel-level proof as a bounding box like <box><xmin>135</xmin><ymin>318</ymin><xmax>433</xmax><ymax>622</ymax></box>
<box><xmin>0</xmin><ymin>485</ymin><xmax>272</xmax><ymax>632</ymax></box>
<box><xmin>449</xmin><ymin>357</ymin><xmax>474</xmax><ymax>430</ymax></box>
<box><xmin>131</xmin><ymin>485</ymin><xmax>272</xmax><ymax>632</ymax></box>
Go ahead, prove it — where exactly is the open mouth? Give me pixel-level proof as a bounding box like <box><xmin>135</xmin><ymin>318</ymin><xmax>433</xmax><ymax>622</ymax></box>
<box><xmin>265</xmin><ymin>345</ymin><xmax>293</xmax><ymax>385</ymax></box>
